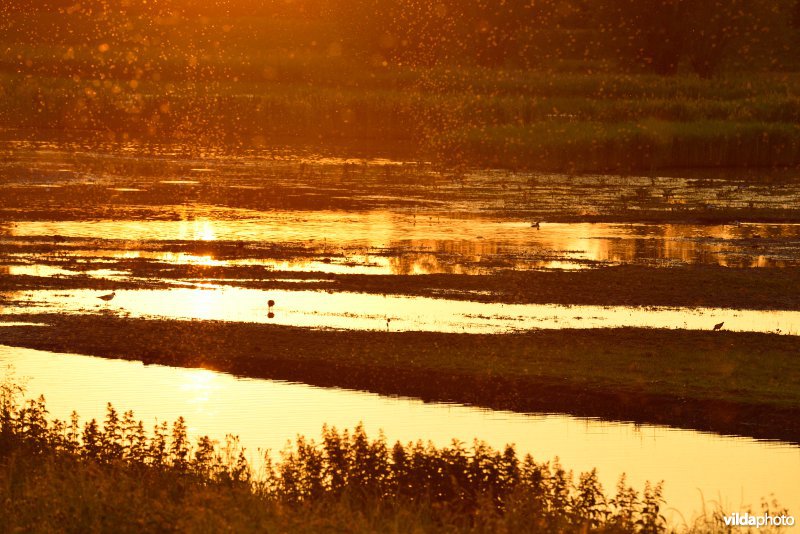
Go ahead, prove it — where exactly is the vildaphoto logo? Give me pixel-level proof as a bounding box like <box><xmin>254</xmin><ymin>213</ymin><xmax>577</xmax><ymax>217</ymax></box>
<box><xmin>723</xmin><ymin>512</ymin><xmax>795</xmax><ymax>528</ymax></box>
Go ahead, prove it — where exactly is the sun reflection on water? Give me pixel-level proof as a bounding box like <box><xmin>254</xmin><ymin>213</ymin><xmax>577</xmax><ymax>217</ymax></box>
<box><xmin>6</xmin><ymin>218</ymin><xmax>800</xmax><ymax>272</ymax></box>
<box><xmin>178</xmin><ymin>368</ymin><xmax>222</xmax><ymax>417</ymax></box>
<box><xmin>5</xmin><ymin>287</ymin><xmax>800</xmax><ymax>336</ymax></box>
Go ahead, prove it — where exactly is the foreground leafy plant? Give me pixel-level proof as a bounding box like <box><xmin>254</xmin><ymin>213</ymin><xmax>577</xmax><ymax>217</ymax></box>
<box><xmin>0</xmin><ymin>379</ymin><xmax>671</xmax><ymax>532</ymax></box>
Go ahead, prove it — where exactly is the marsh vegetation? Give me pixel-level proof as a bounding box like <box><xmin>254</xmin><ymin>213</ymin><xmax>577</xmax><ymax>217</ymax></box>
<box><xmin>2</xmin><ymin>0</ymin><xmax>800</xmax><ymax>530</ymax></box>
<box><xmin>3</xmin><ymin>1</ymin><xmax>800</xmax><ymax>170</ymax></box>
<box><xmin>7</xmin><ymin>381</ymin><xmax>788</xmax><ymax>533</ymax></box>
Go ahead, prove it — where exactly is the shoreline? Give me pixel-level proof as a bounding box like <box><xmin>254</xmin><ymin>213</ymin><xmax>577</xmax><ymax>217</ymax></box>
<box><xmin>5</xmin><ymin>265</ymin><xmax>800</xmax><ymax>310</ymax></box>
<box><xmin>1</xmin><ymin>315</ymin><xmax>798</xmax><ymax>444</ymax></box>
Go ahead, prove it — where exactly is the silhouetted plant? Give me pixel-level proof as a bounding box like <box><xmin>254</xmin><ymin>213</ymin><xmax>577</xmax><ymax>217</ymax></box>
<box><xmin>572</xmin><ymin>469</ymin><xmax>609</xmax><ymax>528</ymax></box>
<box><xmin>170</xmin><ymin>417</ymin><xmax>190</xmax><ymax>472</ymax></box>
<box><xmin>102</xmin><ymin>403</ymin><xmax>124</xmax><ymax>461</ymax></box>
<box><xmin>322</xmin><ymin>425</ymin><xmax>350</xmax><ymax>494</ymax></box>
<box><xmin>17</xmin><ymin>396</ymin><xmax>49</xmax><ymax>455</ymax></box>
<box><xmin>81</xmin><ymin>419</ymin><xmax>102</xmax><ymax>460</ymax></box>
<box><xmin>0</xmin><ymin>385</ymin><xmax>697</xmax><ymax>532</ymax></box>
<box><xmin>65</xmin><ymin>411</ymin><xmax>80</xmax><ymax>455</ymax></box>
<box><xmin>610</xmin><ymin>474</ymin><xmax>641</xmax><ymax>531</ymax></box>
<box><xmin>219</xmin><ymin>435</ymin><xmax>251</xmax><ymax>486</ymax></box>
<box><xmin>192</xmin><ymin>435</ymin><xmax>217</xmax><ymax>478</ymax></box>
<box><xmin>639</xmin><ymin>481</ymin><xmax>667</xmax><ymax>533</ymax></box>
<box><xmin>149</xmin><ymin>421</ymin><xmax>169</xmax><ymax>468</ymax></box>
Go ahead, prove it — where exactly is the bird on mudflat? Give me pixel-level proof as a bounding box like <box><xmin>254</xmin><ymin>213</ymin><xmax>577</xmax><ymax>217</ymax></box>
<box><xmin>98</xmin><ymin>291</ymin><xmax>116</xmax><ymax>302</ymax></box>
<box><xmin>713</xmin><ymin>321</ymin><xmax>724</xmax><ymax>331</ymax></box>
<box><xmin>531</xmin><ymin>221</ymin><xmax>540</xmax><ymax>229</ymax></box>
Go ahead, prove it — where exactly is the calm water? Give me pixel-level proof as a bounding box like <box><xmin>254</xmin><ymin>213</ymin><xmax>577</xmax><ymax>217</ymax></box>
<box><xmin>3</xmin><ymin>137</ymin><xmax>800</xmax><ymax>528</ymax></box>
<box><xmin>1</xmin><ymin>344</ymin><xmax>797</xmax><ymax>526</ymax></box>
<box><xmin>5</xmin><ymin>217</ymin><xmax>800</xmax><ymax>270</ymax></box>
<box><xmin>4</xmin><ymin>287</ymin><xmax>799</xmax><ymax>335</ymax></box>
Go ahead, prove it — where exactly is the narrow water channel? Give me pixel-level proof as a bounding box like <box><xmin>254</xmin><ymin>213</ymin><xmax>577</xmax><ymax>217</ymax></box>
<box><xmin>1</xmin><ymin>344</ymin><xmax>797</xmax><ymax>526</ymax></box>
<box><xmin>5</xmin><ymin>287</ymin><xmax>799</xmax><ymax>335</ymax></box>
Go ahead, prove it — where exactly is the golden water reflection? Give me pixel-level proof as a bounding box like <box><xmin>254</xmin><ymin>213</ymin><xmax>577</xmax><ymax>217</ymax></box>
<box><xmin>5</xmin><ymin>288</ymin><xmax>799</xmax><ymax>335</ymax></box>
<box><xmin>1</xmin><ymin>345</ymin><xmax>797</xmax><ymax>526</ymax></box>
<box><xmin>7</xmin><ymin>217</ymin><xmax>800</xmax><ymax>271</ymax></box>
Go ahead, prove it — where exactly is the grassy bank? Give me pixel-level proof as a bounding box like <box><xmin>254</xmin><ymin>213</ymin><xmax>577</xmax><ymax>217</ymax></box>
<box><xmin>1</xmin><ymin>316</ymin><xmax>798</xmax><ymax>442</ymax></box>
<box><xmin>0</xmin><ymin>387</ymin><xmax>676</xmax><ymax>533</ymax></box>
<box><xmin>3</xmin><ymin>70</ymin><xmax>800</xmax><ymax>171</ymax></box>
<box><xmin>450</xmin><ymin>121</ymin><xmax>800</xmax><ymax>171</ymax></box>
<box><xmin>3</xmin><ymin>9</ymin><xmax>800</xmax><ymax>170</ymax></box>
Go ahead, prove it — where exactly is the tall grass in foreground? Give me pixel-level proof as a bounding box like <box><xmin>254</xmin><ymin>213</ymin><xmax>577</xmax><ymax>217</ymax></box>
<box><xmin>0</xmin><ymin>382</ymin><xmax>788</xmax><ymax>532</ymax></box>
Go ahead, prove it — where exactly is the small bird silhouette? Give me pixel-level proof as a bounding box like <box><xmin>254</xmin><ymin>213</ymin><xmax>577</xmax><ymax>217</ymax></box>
<box><xmin>531</xmin><ymin>221</ymin><xmax>540</xmax><ymax>229</ymax></box>
<box><xmin>98</xmin><ymin>291</ymin><xmax>116</xmax><ymax>302</ymax></box>
<box><xmin>713</xmin><ymin>321</ymin><xmax>724</xmax><ymax>331</ymax></box>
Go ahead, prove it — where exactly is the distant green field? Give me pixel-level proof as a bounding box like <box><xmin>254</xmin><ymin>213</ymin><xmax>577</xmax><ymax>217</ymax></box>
<box><xmin>2</xmin><ymin>10</ymin><xmax>800</xmax><ymax>170</ymax></box>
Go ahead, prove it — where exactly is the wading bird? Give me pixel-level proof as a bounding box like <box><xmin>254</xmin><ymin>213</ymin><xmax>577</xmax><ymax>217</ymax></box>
<box><xmin>713</xmin><ymin>321</ymin><xmax>724</xmax><ymax>331</ymax></box>
<box><xmin>98</xmin><ymin>291</ymin><xmax>116</xmax><ymax>302</ymax></box>
<box><xmin>531</xmin><ymin>221</ymin><xmax>540</xmax><ymax>229</ymax></box>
